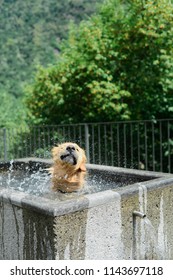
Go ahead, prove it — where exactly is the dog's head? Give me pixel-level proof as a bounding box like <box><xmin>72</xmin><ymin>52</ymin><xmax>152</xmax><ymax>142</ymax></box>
<box><xmin>52</xmin><ymin>142</ymin><xmax>87</xmax><ymax>172</ymax></box>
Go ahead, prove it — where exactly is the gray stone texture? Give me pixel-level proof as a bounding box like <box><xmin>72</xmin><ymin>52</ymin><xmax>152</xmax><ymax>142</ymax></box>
<box><xmin>1</xmin><ymin>159</ymin><xmax>173</xmax><ymax>259</ymax></box>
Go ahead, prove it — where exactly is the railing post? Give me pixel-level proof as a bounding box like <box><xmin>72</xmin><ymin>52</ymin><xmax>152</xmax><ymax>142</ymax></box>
<box><xmin>3</xmin><ymin>128</ymin><xmax>7</xmax><ymax>162</ymax></box>
<box><xmin>84</xmin><ymin>124</ymin><xmax>90</xmax><ymax>163</ymax></box>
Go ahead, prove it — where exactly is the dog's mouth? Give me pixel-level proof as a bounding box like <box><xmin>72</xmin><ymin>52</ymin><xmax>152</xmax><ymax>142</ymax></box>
<box><xmin>60</xmin><ymin>153</ymin><xmax>77</xmax><ymax>165</ymax></box>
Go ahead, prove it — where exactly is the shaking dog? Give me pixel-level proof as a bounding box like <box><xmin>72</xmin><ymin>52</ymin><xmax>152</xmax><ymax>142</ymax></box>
<box><xmin>50</xmin><ymin>142</ymin><xmax>87</xmax><ymax>192</ymax></box>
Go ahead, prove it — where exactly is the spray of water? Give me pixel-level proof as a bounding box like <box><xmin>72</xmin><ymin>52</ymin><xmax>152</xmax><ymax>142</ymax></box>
<box><xmin>0</xmin><ymin>164</ymin><xmax>122</xmax><ymax>199</ymax></box>
<box><xmin>142</xmin><ymin>216</ymin><xmax>163</xmax><ymax>259</ymax></box>
<box><xmin>0</xmin><ymin>162</ymin><xmax>51</xmax><ymax>197</ymax></box>
<box><xmin>136</xmin><ymin>184</ymin><xmax>164</xmax><ymax>259</ymax></box>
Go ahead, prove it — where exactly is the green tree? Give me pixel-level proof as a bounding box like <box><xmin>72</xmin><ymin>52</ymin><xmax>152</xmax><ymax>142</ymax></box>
<box><xmin>110</xmin><ymin>0</ymin><xmax>173</xmax><ymax>119</ymax></box>
<box><xmin>26</xmin><ymin>0</ymin><xmax>173</xmax><ymax>124</ymax></box>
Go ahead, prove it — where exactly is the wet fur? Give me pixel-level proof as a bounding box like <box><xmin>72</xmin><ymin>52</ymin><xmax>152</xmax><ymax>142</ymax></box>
<box><xmin>50</xmin><ymin>142</ymin><xmax>87</xmax><ymax>193</ymax></box>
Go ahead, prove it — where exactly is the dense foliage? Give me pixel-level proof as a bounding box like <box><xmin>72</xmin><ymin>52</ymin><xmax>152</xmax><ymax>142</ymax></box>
<box><xmin>0</xmin><ymin>92</ymin><xmax>26</xmax><ymax>128</ymax></box>
<box><xmin>0</xmin><ymin>0</ymin><xmax>103</xmax><ymax>127</ymax></box>
<box><xmin>26</xmin><ymin>0</ymin><xmax>173</xmax><ymax>124</ymax></box>
<box><xmin>0</xmin><ymin>0</ymin><xmax>102</xmax><ymax>97</ymax></box>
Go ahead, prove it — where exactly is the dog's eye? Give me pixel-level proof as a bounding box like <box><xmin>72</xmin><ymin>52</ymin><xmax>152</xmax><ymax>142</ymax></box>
<box><xmin>76</xmin><ymin>148</ymin><xmax>79</xmax><ymax>151</ymax></box>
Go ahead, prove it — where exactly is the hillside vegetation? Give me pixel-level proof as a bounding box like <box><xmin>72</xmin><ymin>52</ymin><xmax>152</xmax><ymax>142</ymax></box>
<box><xmin>0</xmin><ymin>0</ymin><xmax>102</xmax><ymax>98</ymax></box>
<box><xmin>0</xmin><ymin>0</ymin><xmax>103</xmax><ymax>127</ymax></box>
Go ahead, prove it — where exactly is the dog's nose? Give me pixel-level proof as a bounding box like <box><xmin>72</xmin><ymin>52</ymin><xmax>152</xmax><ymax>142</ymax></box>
<box><xmin>66</xmin><ymin>146</ymin><xmax>75</xmax><ymax>152</ymax></box>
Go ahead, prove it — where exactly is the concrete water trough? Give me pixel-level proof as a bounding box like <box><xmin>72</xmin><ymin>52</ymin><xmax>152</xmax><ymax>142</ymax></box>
<box><xmin>1</xmin><ymin>158</ymin><xmax>173</xmax><ymax>260</ymax></box>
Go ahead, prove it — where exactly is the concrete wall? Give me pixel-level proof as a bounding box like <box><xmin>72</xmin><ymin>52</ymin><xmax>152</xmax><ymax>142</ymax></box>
<box><xmin>1</xmin><ymin>160</ymin><xmax>173</xmax><ymax>259</ymax></box>
<box><xmin>0</xmin><ymin>200</ymin><xmax>56</xmax><ymax>259</ymax></box>
<box><xmin>53</xmin><ymin>185</ymin><xmax>173</xmax><ymax>260</ymax></box>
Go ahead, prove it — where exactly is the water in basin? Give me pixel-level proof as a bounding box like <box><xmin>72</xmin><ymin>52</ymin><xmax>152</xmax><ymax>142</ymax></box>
<box><xmin>0</xmin><ymin>164</ymin><xmax>122</xmax><ymax>200</ymax></box>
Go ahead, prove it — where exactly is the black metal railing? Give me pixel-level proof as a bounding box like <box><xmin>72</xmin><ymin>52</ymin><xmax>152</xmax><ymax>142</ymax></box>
<box><xmin>1</xmin><ymin>119</ymin><xmax>173</xmax><ymax>173</ymax></box>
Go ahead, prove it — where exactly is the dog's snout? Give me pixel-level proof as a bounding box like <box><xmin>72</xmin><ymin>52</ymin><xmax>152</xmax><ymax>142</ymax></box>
<box><xmin>66</xmin><ymin>145</ymin><xmax>75</xmax><ymax>152</ymax></box>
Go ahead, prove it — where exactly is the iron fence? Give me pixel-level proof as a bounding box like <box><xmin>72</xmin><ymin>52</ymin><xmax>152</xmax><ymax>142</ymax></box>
<box><xmin>0</xmin><ymin>119</ymin><xmax>173</xmax><ymax>173</ymax></box>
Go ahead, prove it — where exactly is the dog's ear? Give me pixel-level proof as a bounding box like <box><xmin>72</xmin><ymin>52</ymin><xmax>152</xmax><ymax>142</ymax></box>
<box><xmin>79</xmin><ymin>162</ymin><xmax>86</xmax><ymax>172</ymax></box>
<box><xmin>52</xmin><ymin>146</ymin><xmax>58</xmax><ymax>160</ymax></box>
<box><xmin>78</xmin><ymin>149</ymin><xmax>87</xmax><ymax>172</ymax></box>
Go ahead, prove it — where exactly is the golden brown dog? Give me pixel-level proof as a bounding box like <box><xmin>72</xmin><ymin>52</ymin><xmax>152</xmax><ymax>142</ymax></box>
<box><xmin>50</xmin><ymin>142</ymin><xmax>87</xmax><ymax>193</ymax></box>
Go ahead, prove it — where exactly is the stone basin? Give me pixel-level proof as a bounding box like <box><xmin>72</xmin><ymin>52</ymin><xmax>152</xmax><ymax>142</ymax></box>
<box><xmin>1</xmin><ymin>158</ymin><xmax>173</xmax><ymax>260</ymax></box>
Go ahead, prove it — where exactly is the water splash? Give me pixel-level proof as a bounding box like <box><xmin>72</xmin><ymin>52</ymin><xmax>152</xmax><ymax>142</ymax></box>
<box><xmin>136</xmin><ymin>184</ymin><xmax>163</xmax><ymax>259</ymax></box>
<box><xmin>157</xmin><ymin>194</ymin><xmax>168</xmax><ymax>259</ymax></box>
<box><xmin>7</xmin><ymin>160</ymin><xmax>14</xmax><ymax>188</ymax></box>
<box><xmin>84</xmin><ymin>173</ymin><xmax>122</xmax><ymax>194</ymax></box>
<box><xmin>0</xmin><ymin>167</ymin><xmax>122</xmax><ymax>200</ymax></box>
<box><xmin>143</xmin><ymin>216</ymin><xmax>163</xmax><ymax>259</ymax></box>
<box><xmin>0</xmin><ymin>167</ymin><xmax>51</xmax><ymax>197</ymax></box>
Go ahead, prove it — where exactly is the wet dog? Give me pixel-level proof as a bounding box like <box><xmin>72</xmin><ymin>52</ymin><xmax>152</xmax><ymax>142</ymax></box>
<box><xmin>50</xmin><ymin>142</ymin><xmax>87</xmax><ymax>193</ymax></box>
